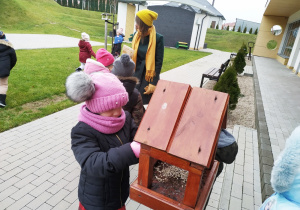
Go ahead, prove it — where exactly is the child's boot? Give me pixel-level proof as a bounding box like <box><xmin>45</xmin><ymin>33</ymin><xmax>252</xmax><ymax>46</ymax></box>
<box><xmin>75</xmin><ymin>67</ymin><xmax>82</xmax><ymax>72</ymax></box>
<box><xmin>0</xmin><ymin>94</ymin><xmax>6</xmax><ymax>108</ymax></box>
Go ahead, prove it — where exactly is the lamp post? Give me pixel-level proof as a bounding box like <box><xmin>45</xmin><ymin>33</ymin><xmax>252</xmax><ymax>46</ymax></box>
<box><xmin>101</xmin><ymin>13</ymin><xmax>112</xmax><ymax>50</ymax></box>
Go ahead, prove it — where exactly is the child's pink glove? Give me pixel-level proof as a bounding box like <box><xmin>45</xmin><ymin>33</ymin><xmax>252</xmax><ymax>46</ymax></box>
<box><xmin>130</xmin><ymin>141</ymin><xmax>141</xmax><ymax>158</ymax></box>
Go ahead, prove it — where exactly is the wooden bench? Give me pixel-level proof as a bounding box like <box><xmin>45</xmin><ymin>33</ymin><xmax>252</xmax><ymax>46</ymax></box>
<box><xmin>200</xmin><ymin>59</ymin><xmax>230</xmax><ymax>88</ymax></box>
<box><xmin>176</xmin><ymin>41</ymin><xmax>189</xmax><ymax>50</ymax></box>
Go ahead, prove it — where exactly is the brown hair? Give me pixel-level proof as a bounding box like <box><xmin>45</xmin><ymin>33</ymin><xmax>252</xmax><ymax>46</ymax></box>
<box><xmin>135</xmin><ymin>16</ymin><xmax>151</xmax><ymax>41</ymax></box>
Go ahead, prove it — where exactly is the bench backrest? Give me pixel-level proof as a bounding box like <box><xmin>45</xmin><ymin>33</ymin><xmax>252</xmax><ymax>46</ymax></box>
<box><xmin>218</xmin><ymin>59</ymin><xmax>230</xmax><ymax>73</ymax></box>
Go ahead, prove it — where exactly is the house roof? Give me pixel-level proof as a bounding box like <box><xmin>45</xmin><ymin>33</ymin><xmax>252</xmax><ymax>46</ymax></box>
<box><xmin>164</xmin><ymin>0</ymin><xmax>225</xmax><ymax>20</ymax></box>
<box><xmin>118</xmin><ymin>0</ymin><xmax>220</xmax><ymax>16</ymax></box>
<box><xmin>264</xmin><ymin>0</ymin><xmax>300</xmax><ymax>17</ymax></box>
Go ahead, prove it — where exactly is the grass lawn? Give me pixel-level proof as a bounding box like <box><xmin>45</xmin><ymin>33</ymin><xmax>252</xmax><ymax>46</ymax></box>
<box><xmin>0</xmin><ymin>45</ymin><xmax>210</xmax><ymax>132</ymax></box>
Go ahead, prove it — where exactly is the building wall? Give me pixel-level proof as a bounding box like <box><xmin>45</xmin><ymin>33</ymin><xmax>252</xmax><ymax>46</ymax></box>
<box><xmin>253</xmin><ymin>15</ymin><xmax>288</xmax><ymax>62</ymax></box>
<box><xmin>286</xmin><ymin>11</ymin><xmax>300</xmax><ymax>70</ymax></box>
<box><xmin>148</xmin><ymin>6</ymin><xmax>195</xmax><ymax>48</ymax></box>
<box><xmin>190</xmin><ymin>13</ymin><xmax>210</xmax><ymax>50</ymax></box>
<box><xmin>117</xmin><ymin>3</ymin><xmax>127</xmax><ymax>37</ymax></box>
<box><xmin>125</xmin><ymin>4</ymin><xmax>136</xmax><ymax>40</ymax></box>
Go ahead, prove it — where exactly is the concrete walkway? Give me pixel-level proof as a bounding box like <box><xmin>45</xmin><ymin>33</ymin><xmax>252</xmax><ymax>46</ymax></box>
<box><xmin>1</xmin><ymin>34</ymin><xmax>299</xmax><ymax>209</ymax></box>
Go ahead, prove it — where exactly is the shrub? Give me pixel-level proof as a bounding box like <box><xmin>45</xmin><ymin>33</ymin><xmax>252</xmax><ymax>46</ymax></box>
<box><xmin>232</xmin><ymin>25</ymin><xmax>235</xmax><ymax>31</ymax></box>
<box><xmin>237</xmin><ymin>26</ymin><xmax>241</xmax><ymax>32</ymax></box>
<box><xmin>213</xmin><ymin>65</ymin><xmax>240</xmax><ymax>110</ymax></box>
<box><xmin>243</xmin><ymin>27</ymin><xmax>247</xmax><ymax>33</ymax></box>
<box><xmin>233</xmin><ymin>47</ymin><xmax>246</xmax><ymax>74</ymax></box>
<box><xmin>226</xmin><ymin>26</ymin><xmax>229</xmax><ymax>31</ymax></box>
<box><xmin>249</xmin><ymin>28</ymin><xmax>253</xmax><ymax>34</ymax></box>
<box><xmin>254</xmin><ymin>28</ymin><xmax>258</xmax><ymax>35</ymax></box>
<box><xmin>216</xmin><ymin>24</ymin><xmax>219</xmax><ymax>29</ymax></box>
<box><xmin>241</xmin><ymin>43</ymin><xmax>248</xmax><ymax>56</ymax></box>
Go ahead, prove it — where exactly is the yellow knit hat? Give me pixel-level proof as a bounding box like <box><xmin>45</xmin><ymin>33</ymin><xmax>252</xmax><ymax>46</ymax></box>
<box><xmin>136</xmin><ymin>9</ymin><xmax>158</xmax><ymax>26</ymax></box>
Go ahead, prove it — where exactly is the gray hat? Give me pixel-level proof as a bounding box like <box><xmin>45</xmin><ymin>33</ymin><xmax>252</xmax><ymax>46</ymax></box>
<box><xmin>111</xmin><ymin>54</ymin><xmax>135</xmax><ymax>77</ymax></box>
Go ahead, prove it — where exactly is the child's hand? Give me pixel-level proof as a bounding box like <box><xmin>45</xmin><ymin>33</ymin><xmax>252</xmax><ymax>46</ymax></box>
<box><xmin>130</xmin><ymin>141</ymin><xmax>141</xmax><ymax>158</ymax></box>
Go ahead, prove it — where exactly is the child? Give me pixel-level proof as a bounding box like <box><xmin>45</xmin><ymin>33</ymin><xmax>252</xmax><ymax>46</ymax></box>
<box><xmin>76</xmin><ymin>32</ymin><xmax>96</xmax><ymax>71</ymax></box>
<box><xmin>112</xmin><ymin>28</ymin><xmax>124</xmax><ymax>58</ymax></box>
<box><xmin>65</xmin><ymin>71</ymin><xmax>141</xmax><ymax>210</ymax></box>
<box><xmin>111</xmin><ymin>54</ymin><xmax>145</xmax><ymax>126</ymax></box>
<box><xmin>0</xmin><ymin>31</ymin><xmax>17</xmax><ymax>108</ymax></box>
<box><xmin>96</xmin><ymin>48</ymin><xmax>114</xmax><ymax>71</ymax></box>
<box><xmin>260</xmin><ymin>126</ymin><xmax>300</xmax><ymax>210</ymax></box>
<box><xmin>83</xmin><ymin>58</ymin><xmax>110</xmax><ymax>74</ymax></box>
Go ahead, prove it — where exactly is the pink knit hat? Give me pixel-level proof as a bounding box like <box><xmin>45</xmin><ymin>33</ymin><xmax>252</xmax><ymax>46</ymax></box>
<box><xmin>84</xmin><ymin>58</ymin><xmax>110</xmax><ymax>74</ymax></box>
<box><xmin>96</xmin><ymin>48</ymin><xmax>114</xmax><ymax>67</ymax></box>
<box><xmin>66</xmin><ymin>72</ymin><xmax>128</xmax><ymax>114</ymax></box>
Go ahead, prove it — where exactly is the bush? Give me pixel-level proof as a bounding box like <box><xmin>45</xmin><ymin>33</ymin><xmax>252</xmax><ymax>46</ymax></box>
<box><xmin>226</xmin><ymin>26</ymin><xmax>229</xmax><ymax>31</ymax></box>
<box><xmin>243</xmin><ymin>27</ymin><xmax>247</xmax><ymax>33</ymax></box>
<box><xmin>254</xmin><ymin>28</ymin><xmax>258</xmax><ymax>35</ymax></box>
<box><xmin>249</xmin><ymin>28</ymin><xmax>253</xmax><ymax>34</ymax></box>
<box><xmin>237</xmin><ymin>26</ymin><xmax>241</xmax><ymax>32</ymax></box>
<box><xmin>213</xmin><ymin>65</ymin><xmax>240</xmax><ymax>110</ymax></box>
<box><xmin>233</xmin><ymin>48</ymin><xmax>246</xmax><ymax>74</ymax></box>
<box><xmin>216</xmin><ymin>24</ymin><xmax>219</xmax><ymax>29</ymax></box>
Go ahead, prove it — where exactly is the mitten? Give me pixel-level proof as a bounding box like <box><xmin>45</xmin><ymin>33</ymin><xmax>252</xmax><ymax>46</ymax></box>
<box><xmin>130</xmin><ymin>141</ymin><xmax>141</xmax><ymax>158</ymax></box>
<box><xmin>143</xmin><ymin>84</ymin><xmax>156</xmax><ymax>95</ymax></box>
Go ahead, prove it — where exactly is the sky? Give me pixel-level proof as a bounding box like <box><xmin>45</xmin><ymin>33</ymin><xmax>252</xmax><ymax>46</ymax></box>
<box><xmin>147</xmin><ymin>0</ymin><xmax>267</xmax><ymax>23</ymax></box>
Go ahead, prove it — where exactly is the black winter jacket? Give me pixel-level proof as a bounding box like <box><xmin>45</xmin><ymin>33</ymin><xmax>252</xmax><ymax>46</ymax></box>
<box><xmin>71</xmin><ymin>112</ymin><xmax>139</xmax><ymax>210</ymax></box>
<box><xmin>0</xmin><ymin>40</ymin><xmax>17</xmax><ymax>78</ymax></box>
<box><xmin>118</xmin><ymin>76</ymin><xmax>145</xmax><ymax>126</ymax></box>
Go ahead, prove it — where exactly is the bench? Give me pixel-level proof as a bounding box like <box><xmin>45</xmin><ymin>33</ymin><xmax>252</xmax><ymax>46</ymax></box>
<box><xmin>200</xmin><ymin>59</ymin><xmax>230</xmax><ymax>88</ymax></box>
<box><xmin>176</xmin><ymin>41</ymin><xmax>189</xmax><ymax>50</ymax></box>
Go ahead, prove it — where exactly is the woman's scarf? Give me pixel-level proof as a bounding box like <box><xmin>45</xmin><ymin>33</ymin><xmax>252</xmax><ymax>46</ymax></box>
<box><xmin>132</xmin><ymin>25</ymin><xmax>157</xmax><ymax>82</ymax></box>
<box><xmin>78</xmin><ymin>104</ymin><xmax>126</xmax><ymax>134</ymax></box>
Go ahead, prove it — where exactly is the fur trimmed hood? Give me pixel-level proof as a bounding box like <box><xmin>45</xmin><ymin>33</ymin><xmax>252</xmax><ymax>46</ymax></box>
<box><xmin>116</xmin><ymin>76</ymin><xmax>139</xmax><ymax>84</ymax></box>
<box><xmin>271</xmin><ymin>125</ymin><xmax>300</xmax><ymax>193</ymax></box>
<box><xmin>0</xmin><ymin>39</ymin><xmax>14</xmax><ymax>49</ymax></box>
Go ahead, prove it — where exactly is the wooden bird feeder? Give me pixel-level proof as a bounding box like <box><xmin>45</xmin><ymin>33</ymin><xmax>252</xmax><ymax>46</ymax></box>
<box><xmin>130</xmin><ymin>80</ymin><xmax>229</xmax><ymax>210</ymax></box>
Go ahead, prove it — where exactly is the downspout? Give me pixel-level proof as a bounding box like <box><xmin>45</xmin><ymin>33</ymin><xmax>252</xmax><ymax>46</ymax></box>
<box><xmin>194</xmin><ymin>24</ymin><xmax>200</xmax><ymax>50</ymax></box>
<box><xmin>196</xmin><ymin>13</ymin><xmax>208</xmax><ymax>50</ymax></box>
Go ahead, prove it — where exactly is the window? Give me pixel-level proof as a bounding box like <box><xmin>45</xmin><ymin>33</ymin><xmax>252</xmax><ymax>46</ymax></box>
<box><xmin>279</xmin><ymin>20</ymin><xmax>300</xmax><ymax>58</ymax></box>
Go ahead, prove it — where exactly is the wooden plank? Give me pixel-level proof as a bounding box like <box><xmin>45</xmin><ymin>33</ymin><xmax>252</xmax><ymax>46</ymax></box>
<box><xmin>138</xmin><ymin>146</ymin><xmax>154</xmax><ymax>188</ymax></box>
<box><xmin>195</xmin><ymin>161</ymin><xmax>219</xmax><ymax>210</ymax></box>
<box><xmin>203</xmin><ymin>67</ymin><xmax>218</xmax><ymax>76</ymax></box>
<box><xmin>134</xmin><ymin>80</ymin><xmax>191</xmax><ymax>151</ymax></box>
<box><xmin>130</xmin><ymin>179</ymin><xmax>194</xmax><ymax>210</ymax></box>
<box><xmin>149</xmin><ymin>147</ymin><xmax>204</xmax><ymax>176</ymax></box>
<box><xmin>182</xmin><ymin>171</ymin><xmax>202</xmax><ymax>207</ymax></box>
<box><xmin>169</xmin><ymin>88</ymin><xmax>229</xmax><ymax>167</ymax></box>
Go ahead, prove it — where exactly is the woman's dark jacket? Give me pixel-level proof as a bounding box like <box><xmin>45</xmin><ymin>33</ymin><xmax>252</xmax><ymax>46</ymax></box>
<box><xmin>118</xmin><ymin>76</ymin><xmax>145</xmax><ymax>126</ymax></box>
<box><xmin>0</xmin><ymin>40</ymin><xmax>17</xmax><ymax>78</ymax></box>
<box><xmin>71</xmin><ymin>112</ymin><xmax>139</xmax><ymax>210</ymax></box>
<box><xmin>134</xmin><ymin>32</ymin><xmax>164</xmax><ymax>104</ymax></box>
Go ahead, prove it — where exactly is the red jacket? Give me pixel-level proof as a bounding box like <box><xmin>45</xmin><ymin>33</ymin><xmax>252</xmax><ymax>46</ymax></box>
<box><xmin>78</xmin><ymin>40</ymin><xmax>96</xmax><ymax>63</ymax></box>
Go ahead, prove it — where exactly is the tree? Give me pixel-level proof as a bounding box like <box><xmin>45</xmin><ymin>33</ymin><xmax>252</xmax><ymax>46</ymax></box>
<box><xmin>249</xmin><ymin>28</ymin><xmax>253</xmax><ymax>34</ymax></box>
<box><xmin>233</xmin><ymin>46</ymin><xmax>246</xmax><ymax>74</ymax></box>
<box><xmin>56</xmin><ymin>0</ymin><xmax>62</xmax><ymax>5</ymax></box>
<box><xmin>237</xmin><ymin>26</ymin><xmax>241</xmax><ymax>32</ymax></box>
<box><xmin>254</xmin><ymin>28</ymin><xmax>258</xmax><ymax>35</ymax></box>
<box><xmin>62</xmin><ymin>0</ymin><xmax>67</xmax><ymax>6</ymax></box>
<box><xmin>213</xmin><ymin>65</ymin><xmax>240</xmax><ymax>110</ymax></box>
<box><xmin>243</xmin><ymin>27</ymin><xmax>247</xmax><ymax>33</ymax></box>
<box><xmin>216</xmin><ymin>24</ymin><xmax>219</xmax><ymax>29</ymax></box>
<box><xmin>232</xmin><ymin>25</ymin><xmax>235</xmax><ymax>31</ymax></box>
<box><xmin>226</xmin><ymin>25</ymin><xmax>229</xmax><ymax>31</ymax></box>
<box><xmin>68</xmin><ymin>0</ymin><xmax>72</xmax><ymax>7</ymax></box>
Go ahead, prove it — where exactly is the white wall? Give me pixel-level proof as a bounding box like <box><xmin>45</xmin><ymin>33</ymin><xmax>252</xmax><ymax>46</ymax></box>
<box><xmin>117</xmin><ymin>3</ymin><xmax>128</xmax><ymax>35</ymax></box>
<box><xmin>189</xmin><ymin>13</ymin><xmax>210</xmax><ymax>50</ymax></box>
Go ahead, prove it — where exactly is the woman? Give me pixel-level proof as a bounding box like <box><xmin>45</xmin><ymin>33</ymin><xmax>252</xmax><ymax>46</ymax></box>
<box><xmin>0</xmin><ymin>31</ymin><xmax>17</xmax><ymax>108</ymax></box>
<box><xmin>132</xmin><ymin>9</ymin><xmax>164</xmax><ymax>105</ymax></box>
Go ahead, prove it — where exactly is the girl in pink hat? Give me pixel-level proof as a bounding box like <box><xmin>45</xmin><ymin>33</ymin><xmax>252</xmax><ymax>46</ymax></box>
<box><xmin>65</xmin><ymin>71</ymin><xmax>140</xmax><ymax>210</ymax></box>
